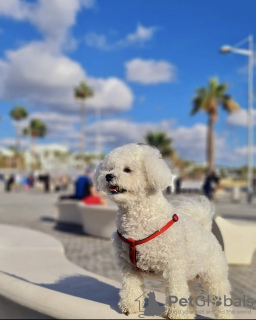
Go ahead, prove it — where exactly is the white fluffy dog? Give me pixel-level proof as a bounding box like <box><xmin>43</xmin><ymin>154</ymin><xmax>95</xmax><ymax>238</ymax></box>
<box><xmin>93</xmin><ymin>143</ymin><xmax>232</xmax><ymax>319</ymax></box>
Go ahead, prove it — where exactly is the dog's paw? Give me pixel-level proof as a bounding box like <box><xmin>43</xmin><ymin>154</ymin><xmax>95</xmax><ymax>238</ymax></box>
<box><xmin>119</xmin><ymin>301</ymin><xmax>140</xmax><ymax>315</ymax></box>
<box><xmin>162</xmin><ymin>310</ymin><xmax>178</xmax><ymax>319</ymax></box>
<box><xmin>161</xmin><ymin>310</ymin><xmax>169</xmax><ymax>319</ymax></box>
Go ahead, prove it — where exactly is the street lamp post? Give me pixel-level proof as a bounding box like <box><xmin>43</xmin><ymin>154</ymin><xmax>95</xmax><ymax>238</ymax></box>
<box><xmin>95</xmin><ymin>107</ymin><xmax>101</xmax><ymax>156</ymax></box>
<box><xmin>220</xmin><ymin>35</ymin><xmax>254</xmax><ymax>203</ymax></box>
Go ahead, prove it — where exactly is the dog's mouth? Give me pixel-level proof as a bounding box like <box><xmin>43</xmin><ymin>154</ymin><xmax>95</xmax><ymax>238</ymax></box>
<box><xmin>109</xmin><ymin>185</ymin><xmax>127</xmax><ymax>195</ymax></box>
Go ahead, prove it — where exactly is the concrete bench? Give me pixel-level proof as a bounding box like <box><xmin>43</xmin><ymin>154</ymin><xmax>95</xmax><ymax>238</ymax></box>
<box><xmin>55</xmin><ymin>200</ymin><xmax>82</xmax><ymax>225</ymax></box>
<box><xmin>0</xmin><ymin>224</ymin><xmax>255</xmax><ymax>319</ymax></box>
<box><xmin>215</xmin><ymin>216</ymin><xmax>256</xmax><ymax>265</ymax></box>
<box><xmin>78</xmin><ymin>203</ymin><xmax>117</xmax><ymax>239</ymax></box>
<box><xmin>0</xmin><ymin>224</ymin><xmax>139</xmax><ymax>319</ymax></box>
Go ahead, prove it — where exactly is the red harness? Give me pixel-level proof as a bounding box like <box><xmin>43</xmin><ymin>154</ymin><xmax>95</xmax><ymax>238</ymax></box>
<box><xmin>117</xmin><ymin>214</ymin><xmax>179</xmax><ymax>272</ymax></box>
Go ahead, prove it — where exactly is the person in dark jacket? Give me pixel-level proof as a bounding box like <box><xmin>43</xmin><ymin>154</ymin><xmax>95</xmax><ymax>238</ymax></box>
<box><xmin>175</xmin><ymin>176</ymin><xmax>182</xmax><ymax>194</ymax></box>
<box><xmin>60</xmin><ymin>168</ymin><xmax>93</xmax><ymax>200</ymax></box>
<box><xmin>203</xmin><ymin>172</ymin><xmax>220</xmax><ymax>200</ymax></box>
<box><xmin>5</xmin><ymin>174</ymin><xmax>15</xmax><ymax>192</ymax></box>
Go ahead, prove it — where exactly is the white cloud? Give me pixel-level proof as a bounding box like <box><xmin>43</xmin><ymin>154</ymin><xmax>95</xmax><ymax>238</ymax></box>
<box><xmin>0</xmin><ymin>0</ymin><xmax>31</xmax><ymax>20</ymax></box>
<box><xmin>28</xmin><ymin>111</ymin><xmax>80</xmax><ymax>125</ymax></box>
<box><xmin>0</xmin><ymin>41</ymin><xmax>134</xmax><ymax>112</ymax></box>
<box><xmin>126</xmin><ymin>24</ymin><xmax>157</xmax><ymax>43</ymax></box>
<box><xmin>85</xmin><ymin>33</ymin><xmax>111</xmax><ymax>50</ymax></box>
<box><xmin>0</xmin><ymin>42</ymin><xmax>84</xmax><ymax>108</ymax></box>
<box><xmin>85</xmin><ymin>24</ymin><xmax>157</xmax><ymax>50</ymax></box>
<box><xmin>235</xmin><ymin>145</ymin><xmax>256</xmax><ymax>155</ymax></box>
<box><xmin>0</xmin><ymin>0</ymin><xmax>94</xmax><ymax>49</ymax></box>
<box><xmin>27</xmin><ymin>0</ymin><xmax>89</xmax><ymax>48</ymax></box>
<box><xmin>86</xmin><ymin>119</ymin><xmax>226</xmax><ymax>163</ymax></box>
<box><xmin>5</xmin><ymin>111</ymin><xmax>80</xmax><ymax>146</ymax></box>
<box><xmin>227</xmin><ymin>109</ymin><xmax>256</xmax><ymax>127</ymax></box>
<box><xmin>0</xmin><ymin>1</ymin><xmax>134</xmax><ymax>113</ymax></box>
<box><xmin>0</xmin><ymin>137</ymin><xmax>29</xmax><ymax>148</ymax></box>
<box><xmin>171</xmin><ymin>124</ymin><xmax>208</xmax><ymax>161</ymax></box>
<box><xmin>125</xmin><ymin>59</ymin><xmax>176</xmax><ymax>84</ymax></box>
<box><xmin>88</xmin><ymin>77</ymin><xmax>133</xmax><ymax>111</ymax></box>
<box><xmin>23</xmin><ymin>111</ymin><xmax>80</xmax><ymax>137</ymax></box>
<box><xmin>170</xmin><ymin>124</ymin><xmax>226</xmax><ymax>163</ymax></box>
<box><xmin>87</xmin><ymin>119</ymin><xmax>160</xmax><ymax>144</ymax></box>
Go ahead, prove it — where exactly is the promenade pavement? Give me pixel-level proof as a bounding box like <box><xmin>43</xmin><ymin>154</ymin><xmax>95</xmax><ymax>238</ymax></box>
<box><xmin>0</xmin><ymin>192</ymin><xmax>255</xmax><ymax>309</ymax></box>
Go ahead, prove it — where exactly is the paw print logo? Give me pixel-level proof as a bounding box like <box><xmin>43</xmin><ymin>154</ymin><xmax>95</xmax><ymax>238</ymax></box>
<box><xmin>212</xmin><ymin>296</ymin><xmax>222</xmax><ymax>307</ymax></box>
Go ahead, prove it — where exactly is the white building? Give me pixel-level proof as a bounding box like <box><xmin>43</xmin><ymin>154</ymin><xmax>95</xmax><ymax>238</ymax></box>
<box><xmin>0</xmin><ymin>147</ymin><xmax>14</xmax><ymax>158</ymax></box>
<box><xmin>24</xmin><ymin>144</ymin><xmax>70</xmax><ymax>171</ymax></box>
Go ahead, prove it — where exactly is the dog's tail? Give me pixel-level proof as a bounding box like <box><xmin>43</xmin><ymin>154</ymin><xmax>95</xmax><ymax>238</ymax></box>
<box><xmin>171</xmin><ymin>195</ymin><xmax>214</xmax><ymax>231</ymax></box>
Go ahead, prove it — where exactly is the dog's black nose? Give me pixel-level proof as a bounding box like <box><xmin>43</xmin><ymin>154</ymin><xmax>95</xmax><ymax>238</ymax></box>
<box><xmin>106</xmin><ymin>174</ymin><xmax>114</xmax><ymax>182</ymax></box>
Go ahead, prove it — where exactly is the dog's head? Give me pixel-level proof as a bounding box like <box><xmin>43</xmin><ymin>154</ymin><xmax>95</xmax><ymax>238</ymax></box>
<box><xmin>93</xmin><ymin>143</ymin><xmax>174</xmax><ymax>204</ymax></box>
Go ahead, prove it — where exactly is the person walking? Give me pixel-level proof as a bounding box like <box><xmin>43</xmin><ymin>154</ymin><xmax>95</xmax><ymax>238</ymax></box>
<box><xmin>203</xmin><ymin>171</ymin><xmax>220</xmax><ymax>200</ymax></box>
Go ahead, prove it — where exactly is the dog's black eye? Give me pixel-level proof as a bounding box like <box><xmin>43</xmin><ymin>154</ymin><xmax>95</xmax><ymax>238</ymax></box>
<box><xmin>124</xmin><ymin>167</ymin><xmax>132</xmax><ymax>173</ymax></box>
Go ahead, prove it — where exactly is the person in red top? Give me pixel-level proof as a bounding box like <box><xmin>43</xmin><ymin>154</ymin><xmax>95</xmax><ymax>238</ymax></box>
<box><xmin>82</xmin><ymin>184</ymin><xmax>107</xmax><ymax>205</ymax></box>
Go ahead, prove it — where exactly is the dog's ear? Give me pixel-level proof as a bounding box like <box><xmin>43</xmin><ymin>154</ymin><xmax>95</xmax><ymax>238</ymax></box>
<box><xmin>92</xmin><ymin>161</ymin><xmax>103</xmax><ymax>191</ymax></box>
<box><xmin>143</xmin><ymin>149</ymin><xmax>174</xmax><ymax>191</ymax></box>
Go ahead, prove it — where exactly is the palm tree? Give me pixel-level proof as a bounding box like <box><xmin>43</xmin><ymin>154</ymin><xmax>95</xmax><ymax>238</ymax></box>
<box><xmin>145</xmin><ymin>131</ymin><xmax>175</xmax><ymax>158</ymax></box>
<box><xmin>191</xmin><ymin>78</ymin><xmax>240</xmax><ymax>173</ymax></box>
<box><xmin>23</xmin><ymin>119</ymin><xmax>47</xmax><ymax>168</ymax></box>
<box><xmin>10</xmin><ymin>105</ymin><xmax>28</xmax><ymax>152</ymax></box>
<box><xmin>74</xmin><ymin>81</ymin><xmax>94</xmax><ymax>153</ymax></box>
<box><xmin>23</xmin><ymin>119</ymin><xmax>47</xmax><ymax>141</ymax></box>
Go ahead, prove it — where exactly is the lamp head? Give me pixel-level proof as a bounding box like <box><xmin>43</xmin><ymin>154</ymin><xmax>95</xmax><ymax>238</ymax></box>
<box><xmin>220</xmin><ymin>45</ymin><xmax>232</xmax><ymax>54</ymax></box>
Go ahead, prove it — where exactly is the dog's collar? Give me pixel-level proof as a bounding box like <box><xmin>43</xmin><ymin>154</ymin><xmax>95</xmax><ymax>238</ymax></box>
<box><xmin>117</xmin><ymin>214</ymin><xmax>179</xmax><ymax>272</ymax></box>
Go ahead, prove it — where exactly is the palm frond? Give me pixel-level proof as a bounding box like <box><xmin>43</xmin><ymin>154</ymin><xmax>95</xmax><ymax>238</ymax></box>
<box><xmin>191</xmin><ymin>78</ymin><xmax>235</xmax><ymax>116</ymax></box>
<box><xmin>208</xmin><ymin>77</ymin><xmax>219</xmax><ymax>94</ymax></box>
<box><xmin>191</xmin><ymin>96</ymin><xmax>204</xmax><ymax>115</ymax></box>
<box><xmin>222</xmin><ymin>95</ymin><xmax>240</xmax><ymax>113</ymax></box>
<box><xmin>216</xmin><ymin>83</ymin><xmax>228</xmax><ymax>97</ymax></box>
<box><xmin>10</xmin><ymin>105</ymin><xmax>28</xmax><ymax>121</ymax></box>
<box><xmin>74</xmin><ymin>81</ymin><xmax>94</xmax><ymax>100</ymax></box>
<box><xmin>24</xmin><ymin>119</ymin><xmax>47</xmax><ymax>138</ymax></box>
<box><xmin>145</xmin><ymin>131</ymin><xmax>174</xmax><ymax>158</ymax></box>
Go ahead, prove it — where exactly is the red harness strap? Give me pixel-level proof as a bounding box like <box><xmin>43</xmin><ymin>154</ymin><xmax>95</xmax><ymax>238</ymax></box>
<box><xmin>117</xmin><ymin>214</ymin><xmax>179</xmax><ymax>271</ymax></box>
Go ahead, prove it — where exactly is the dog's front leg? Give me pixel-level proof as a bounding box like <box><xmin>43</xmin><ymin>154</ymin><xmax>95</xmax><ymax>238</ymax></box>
<box><xmin>162</xmin><ymin>259</ymin><xmax>190</xmax><ymax>319</ymax></box>
<box><xmin>119</xmin><ymin>264</ymin><xmax>144</xmax><ymax>315</ymax></box>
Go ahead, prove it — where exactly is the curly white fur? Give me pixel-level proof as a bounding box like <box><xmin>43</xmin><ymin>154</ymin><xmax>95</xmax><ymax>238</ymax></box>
<box><xmin>171</xmin><ymin>195</ymin><xmax>215</xmax><ymax>231</ymax></box>
<box><xmin>93</xmin><ymin>144</ymin><xmax>233</xmax><ymax>319</ymax></box>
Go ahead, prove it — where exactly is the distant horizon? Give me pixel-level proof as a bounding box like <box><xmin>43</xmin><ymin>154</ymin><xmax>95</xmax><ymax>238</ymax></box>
<box><xmin>0</xmin><ymin>0</ymin><xmax>255</xmax><ymax>167</ymax></box>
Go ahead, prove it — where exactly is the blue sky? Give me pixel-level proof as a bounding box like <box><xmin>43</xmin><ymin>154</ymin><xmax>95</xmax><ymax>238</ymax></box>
<box><xmin>0</xmin><ymin>0</ymin><xmax>255</xmax><ymax>166</ymax></box>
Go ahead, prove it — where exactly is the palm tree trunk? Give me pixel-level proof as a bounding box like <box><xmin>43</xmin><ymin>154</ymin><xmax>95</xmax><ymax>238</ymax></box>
<box><xmin>15</xmin><ymin>122</ymin><xmax>20</xmax><ymax>151</ymax></box>
<box><xmin>80</xmin><ymin>100</ymin><xmax>86</xmax><ymax>154</ymax></box>
<box><xmin>31</xmin><ymin>136</ymin><xmax>37</xmax><ymax>169</ymax></box>
<box><xmin>207</xmin><ymin>114</ymin><xmax>215</xmax><ymax>174</ymax></box>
